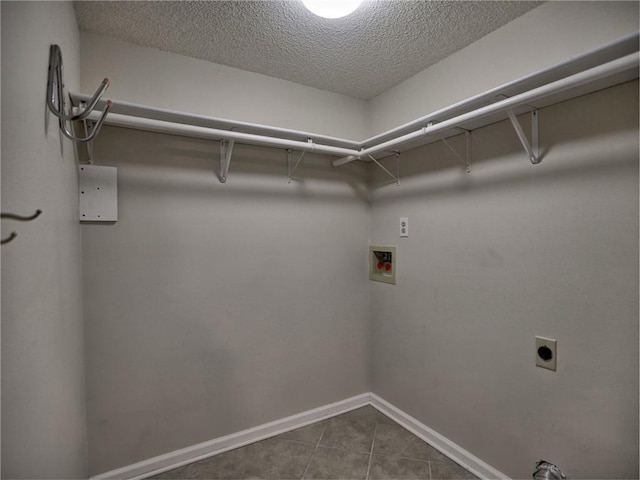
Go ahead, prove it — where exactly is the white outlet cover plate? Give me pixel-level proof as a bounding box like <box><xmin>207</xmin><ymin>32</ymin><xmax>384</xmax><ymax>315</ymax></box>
<box><xmin>535</xmin><ymin>336</ymin><xmax>557</xmax><ymax>371</ymax></box>
<box><xmin>400</xmin><ymin>217</ymin><xmax>409</xmax><ymax>237</ymax></box>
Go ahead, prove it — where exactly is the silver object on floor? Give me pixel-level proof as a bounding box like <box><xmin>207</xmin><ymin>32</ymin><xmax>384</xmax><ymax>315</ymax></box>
<box><xmin>534</xmin><ymin>460</ymin><xmax>567</xmax><ymax>480</ymax></box>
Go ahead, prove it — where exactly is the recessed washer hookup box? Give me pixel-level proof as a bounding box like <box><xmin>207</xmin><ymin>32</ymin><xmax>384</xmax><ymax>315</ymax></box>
<box><xmin>369</xmin><ymin>245</ymin><xmax>396</xmax><ymax>285</ymax></box>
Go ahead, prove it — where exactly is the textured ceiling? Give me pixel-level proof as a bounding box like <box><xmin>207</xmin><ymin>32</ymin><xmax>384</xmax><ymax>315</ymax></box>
<box><xmin>74</xmin><ymin>1</ymin><xmax>541</xmax><ymax>100</ymax></box>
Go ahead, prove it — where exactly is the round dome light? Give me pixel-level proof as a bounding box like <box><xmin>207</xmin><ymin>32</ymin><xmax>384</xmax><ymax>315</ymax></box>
<box><xmin>302</xmin><ymin>0</ymin><xmax>363</xmax><ymax>19</ymax></box>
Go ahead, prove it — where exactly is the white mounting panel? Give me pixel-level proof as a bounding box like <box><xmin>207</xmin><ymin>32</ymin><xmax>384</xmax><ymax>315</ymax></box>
<box><xmin>79</xmin><ymin>165</ymin><xmax>118</xmax><ymax>222</ymax></box>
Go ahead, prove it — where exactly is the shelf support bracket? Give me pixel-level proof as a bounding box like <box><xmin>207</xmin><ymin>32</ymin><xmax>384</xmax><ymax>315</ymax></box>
<box><xmin>220</xmin><ymin>139</ymin><xmax>235</xmax><ymax>183</ymax></box>
<box><xmin>441</xmin><ymin>130</ymin><xmax>471</xmax><ymax>173</ymax></box>
<box><xmin>81</xmin><ymin>117</ymin><xmax>94</xmax><ymax>164</ymax></box>
<box><xmin>287</xmin><ymin>148</ymin><xmax>307</xmax><ymax>183</ymax></box>
<box><xmin>506</xmin><ymin>108</ymin><xmax>539</xmax><ymax>164</ymax></box>
<box><xmin>369</xmin><ymin>153</ymin><xmax>400</xmax><ymax>186</ymax></box>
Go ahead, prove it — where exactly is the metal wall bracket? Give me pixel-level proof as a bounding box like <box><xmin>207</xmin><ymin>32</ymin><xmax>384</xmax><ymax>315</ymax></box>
<box><xmin>220</xmin><ymin>139</ymin><xmax>235</xmax><ymax>183</ymax></box>
<box><xmin>287</xmin><ymin>148</ymin><xmax>306</xmax><ymax>183</ymax></box>
<box><xmin>69</xmin><ymin>104</ymin><xmax>95</xmax><ymax>164</ymax></box>
<box><xmin>441</xmin><ymin>130</ymin><xmax>471</xmax><ymax>173</ymax></box>
<box><xmin>506</xmin><ymin>108</ymin><xmax>539</xmax><ymax>164</ymax></box>
<box><xmin>79</xmin><ymin>116</ymin><xmax>95</xmax><ymax>164</ymax></box>
<box><xmin>369</xmin><ymin>153</ymin><xmax>400</xmax><ymax>186</ymax></box>
<box><xmin>81</xmin><ymin>117</ymin><xmax>94</xmax><ymax>163</ymax></box>
<box><xmin>48</xmin><ymin>45</ymin><xmax>112</xmax><ymax>147</ymax></box>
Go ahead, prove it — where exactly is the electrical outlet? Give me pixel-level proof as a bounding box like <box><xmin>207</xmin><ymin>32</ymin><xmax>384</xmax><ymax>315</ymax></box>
<box><xmin>400</xmin><ymin>217</ymin><xmax>409</xmax><ymax>237</ymax></box>
<box><xmin>535</xmin><ymin>336</ymin><xmax>557</xmax><ymax>371</ymax></box>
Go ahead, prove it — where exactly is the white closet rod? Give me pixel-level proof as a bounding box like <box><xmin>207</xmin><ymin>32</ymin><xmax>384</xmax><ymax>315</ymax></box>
<box><xmin>86</xmin><ymin>112</ymin><xmax>361</xmax><ymax>157</ymax></box>
<box><xmin>333</xmin><ymin>52</ymin><xmax>639</xmax><ymax>166</ymax></box>
<box><xmin>359</xmin><ymin>32</ymin><xmax>638</xmax><ymax>149</ymax></box>
<box><xmin>85</xmin><ymin>52</ymin><xmax>638</xmax><ymax>164</ymax></box>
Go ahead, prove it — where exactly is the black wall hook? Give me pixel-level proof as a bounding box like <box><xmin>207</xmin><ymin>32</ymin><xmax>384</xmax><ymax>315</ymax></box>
<box><xmin>1</xmin><ymin>209</ymin><xmax>42</xmax><ymax>245</ymax></box>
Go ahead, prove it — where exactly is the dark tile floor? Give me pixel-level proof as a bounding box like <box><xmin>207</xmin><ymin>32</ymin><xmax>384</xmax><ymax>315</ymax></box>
<box><xmin>149</xmin><ymin>406</ymin><xmax>479</xmax><ymax>479</ymax></box>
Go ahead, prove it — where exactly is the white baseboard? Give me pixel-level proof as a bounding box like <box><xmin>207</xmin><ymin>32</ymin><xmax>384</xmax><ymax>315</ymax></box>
<box><xmin>370</xmin><ymin>393</ymin><xmax>510</xmax><ymax>480</ymax></box>
<box><xmin>91</xmin><ymin>393</ymin><xmax>371</xmax><ymax>480</ymax></box>
<box><xmin>92</xmin><ymin>392</ymin><xmax>508</xmax><ymax>480</ymax></box>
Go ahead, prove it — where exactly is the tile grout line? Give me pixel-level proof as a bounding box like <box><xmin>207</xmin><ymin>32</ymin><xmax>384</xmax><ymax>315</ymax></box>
<box><xmin>371</xmin><ymin>451</ymin><xmax>432</xmax><ymax>462</ymax></box>
<box><xmin>300</xmin><ymin>423</ymin><xmax>329</xmax><ymax>480</ymax></box>
<box><xmin>423</xmin><ymin>432</ymin><xmax>433</xmax><ymax>480</ymax></box>
<box><xmin>365</xmin><ymin>420</ymin><xmax>379</xmax><ymax>480</ymax></box>
<box><xmin>300</xmin><ymin>443</ymin><xmax>373</xmax><ymax>456</ymax></box>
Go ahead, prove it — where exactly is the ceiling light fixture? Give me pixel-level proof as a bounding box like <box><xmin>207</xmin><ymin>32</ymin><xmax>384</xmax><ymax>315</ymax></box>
<box><xmin>302</xmin><ymin>0</ymin><xmax>363</xmax><ymax>19</ymax></box>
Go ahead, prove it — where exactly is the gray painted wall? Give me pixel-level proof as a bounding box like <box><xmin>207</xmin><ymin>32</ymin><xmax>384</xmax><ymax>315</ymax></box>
<box><xmin>81</xmin><ymin>129</ymin><xmax>371</xmax><ymax>475</ymax></box>
<box><xmin>369</xmin><ymin>80</ymin><xmax>639</xmax><ymax>479</ymax></box>
<box><xmin>80</xmin><ymin>32</ymin><xmax>369</xmax><ymax>140</ymax></box>
<box><xmin>79</xmin><ymin>30</ymin><xmax>373</xmax><ymax>476</ymax></box>
<box><xmin>367</xmin><ymin>5</ymin><xmax>639</xmax><ymax>478</ymax></box>
<box><xmin>1</xmin><ymin>2</ymin><xmax>87</xmax><ymax>478</ymax></box>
